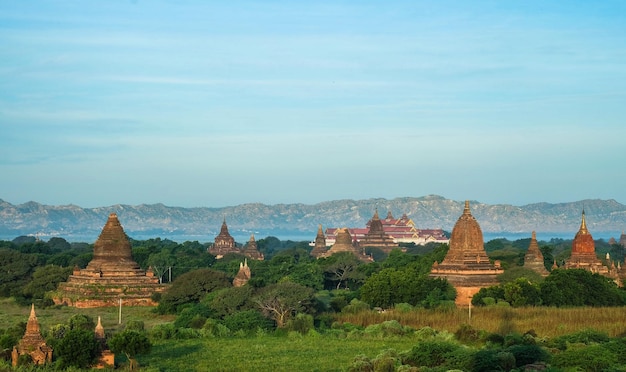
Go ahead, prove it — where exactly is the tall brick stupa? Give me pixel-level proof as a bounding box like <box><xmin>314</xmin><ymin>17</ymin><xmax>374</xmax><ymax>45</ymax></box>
<box><xmin>53</xmin><ymin>213</ymin><xmax>166</xmax><ymax>307</ymax></box>
<box><xmin>430</xmin><ymin>200</ymin><xmax>503</xmax><ymax>306</ymax></box>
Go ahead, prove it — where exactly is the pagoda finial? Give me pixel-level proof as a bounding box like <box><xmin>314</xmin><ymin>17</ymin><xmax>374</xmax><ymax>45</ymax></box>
<box><xmin>463</xmin><ymin>200</ymin><xmax>470</xmax><ymax>214</ymax></box>
<box><xmin>579</xmin><ymin>209</ymin><xmax>588</xmax><ymax>234</ymax></box>
<box><xmin>531</xmin><ymin>231</ymin><xmax>537</xmax><ymax>240</ymax></box>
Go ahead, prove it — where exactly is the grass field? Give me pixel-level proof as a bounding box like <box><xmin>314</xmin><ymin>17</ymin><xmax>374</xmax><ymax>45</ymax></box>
<box><xmin>0</xmin><ymin>298</ymin><xmax>175</xmax><ymax>332</ymax></box>
<box><xmin>336</xmin><ymin>305</ymin><xmax>626</xmax><ymax>338</ymax></box>
<box><xmin>3</xmin><ymin>298</ymin><xmax>626</xmax><ymax>371</ymax></box>
<box><xmin>137</xmin><ymin>336</ymin><xmax>412</xmax><ymax>372</ymax></box>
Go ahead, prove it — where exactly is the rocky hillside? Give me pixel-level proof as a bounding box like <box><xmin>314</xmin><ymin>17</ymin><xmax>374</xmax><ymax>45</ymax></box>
<box><xmin>1</xmin><ymin>195</ymin><xmax>625</xmax><ymax>241</ymax></box>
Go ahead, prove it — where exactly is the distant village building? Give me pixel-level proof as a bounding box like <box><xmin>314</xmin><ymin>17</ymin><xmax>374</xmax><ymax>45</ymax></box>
<box><xmin>430</xmin><ymin>200</ymin><xmax>503</xmax><ymax>306</ymax></box>
<box><xmin>523</xmin><ymin>231</ymin><xmax>549</xmax><ymax>277</ymax></box>
<box><xmin>53</xmin><ymin>213</ymin><xmax>166</xmax><ymax>307</ymax></box>
<box><xmin>320</xmin><ymin>227</ymin><xmax>373</xmax><ymax>262</ymax></box>
<box><xmin>242</xmin><ymin>234</ymin><xmax>264</xmax><ymax>261</ymax></box>
<box><xmin>324</xmin><ymin>211</ymin><xmax>449</xmax><ymax>247</ymax></box>
<box><xmin>208</xmin><ymin>218</ymin><xmax>239</xmax><ymax>258</ymax></box>
<box><xmin>233</xmin><ymin>259</ymin><xmax>251</xmax><ymax>287</ymax></box>
<box><xmin>310</xmin><ymin>224</ymin><xmax>329</xmax><ymax>258</ymax></box>
<box><xmin>12</xmin><ymin>305</ymin><xmax>52</xmax><ymax>366</ymax></box>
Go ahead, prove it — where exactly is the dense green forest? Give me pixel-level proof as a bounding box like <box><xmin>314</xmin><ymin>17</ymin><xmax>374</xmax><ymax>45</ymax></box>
<box><xmin>1</xmin><ymin>235</ymin><xmax>626</xmax><ymax>371</ymax></box>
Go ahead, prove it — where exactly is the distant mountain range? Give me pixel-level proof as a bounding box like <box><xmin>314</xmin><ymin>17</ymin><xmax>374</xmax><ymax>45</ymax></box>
<box><xmin>1</xmin><ymin>195</ymin><xmax>625</xmax><ymax>242</ymax></box>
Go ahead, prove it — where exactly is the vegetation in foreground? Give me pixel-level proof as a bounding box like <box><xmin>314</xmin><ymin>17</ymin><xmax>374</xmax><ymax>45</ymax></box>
<box><xmin>1</xmin><ymin>235</ymin><xmax>626</xmax><ymax>370</ymax></box>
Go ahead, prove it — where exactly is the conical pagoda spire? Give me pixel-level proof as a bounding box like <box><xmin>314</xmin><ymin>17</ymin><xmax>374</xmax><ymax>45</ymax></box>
<box><xmin>26</xmin><ymin>304</ymin><xmax>40</xmax><ymax>334</ymax></box>
<box><xmin>93</xmin><ymin>213</ymin><xmax>136</xmax><ymax>266</ymax></box>
<box><xmin>95</xmin><ymin>316</ymin><xmax>105</xmax><ymax>339</ymax></box>
<box><xmin>579</xmin><ymin>209</ymin><xmax>589</xmax><ymax>235</ymax></box>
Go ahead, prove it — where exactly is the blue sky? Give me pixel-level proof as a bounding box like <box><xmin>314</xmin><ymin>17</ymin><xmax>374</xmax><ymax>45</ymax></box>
<box><xmin>1</xmin><ymin>1</ymin><xmax>625</xmax><ymax>208</ymax></box>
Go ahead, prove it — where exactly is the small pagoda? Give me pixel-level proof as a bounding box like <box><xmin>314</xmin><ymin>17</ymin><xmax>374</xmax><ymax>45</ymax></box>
<box><xmin>53</xmin><ymin>213</ymin><xmax>167</xmax><ymax>307</ymax></box>
<box><xmin>310</xmin><ymin>224</ymin><xmax>329</xmax><ymax>258</ymax></box>
<box><xmin>233</xmin><ymin>260</ymin><xmax>251</xmax><ymax>287</ymax></box>
<box><xmin>242</xmin><ymin>234</ymin><xmax>264</xmax><ymax>260</ymax></box>
<box><xmin>523</xmin><ymin>231</ymin><xmax>549</xmax><ymax>277</ymax></box>
<box><xmin>321</xmin><ymin>227</ymin><xmax>373</xmax><ymax>262</ymax></box>
<box><xmin>208</xmin><ymin>218</ymin><xmax>240</xmax><ymax>258</ymax></box>
<box><xmin>360</xmin><ymin>210</ymin><xmax>398</xmax><ymax>253</ymax></box>
<box><xmin>94</xmin><ymin>316</ymin><xmax>114</xmax><ymax>368</ymax></box>
<box><xmin>12</xmin><ymin>305</ymin><xmax>52</xmax><ymax>366</ymax></box>
<box><xmin>563</xmin><ymin>210</ymin><xmax>623</xmax><ymax>284</ymax></box>
<box><xmin>430</xmin><ymin>200</ymin><xmax>503</xmax><ymax>306</ymax></box>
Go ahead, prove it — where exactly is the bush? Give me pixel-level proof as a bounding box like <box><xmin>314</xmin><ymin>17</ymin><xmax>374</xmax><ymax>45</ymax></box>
<box><xmin>506</xmin><ymin>344</ymin><xmax>550</xmax><ymax>367</ymax></box>
<box><xmin>342</xmin><ymin>299</ymin><xmax>370</xmax><ymax>314</ymax></box>
<box><xmin>224</xmin><ymin>309</ymin><xmax>273</xmax><ymax>334</ymax></box>
<box><xmin>455</xmin><ymin>324</ymin><xmax>480</xmax><ymax>344</ymax></box>
<box><xmin>551</xmin><ymin>344</ymin><xmax>618</xmax><ymax>371</ymax></box>
<box><xmin>202</xmin><ymin>318</ymin><xmax>231</xmax><ymax>338</ymax></box>
<box><xmin>548</xmin><ymin>329</ymin><xmax>610</xmax><ymax>350</ymax></box>
<box><xmin>371</xmin><ymin>349</ymin><xmax>401</xmax><ymax>372</ymax></box>
<box><xmin>471</xmin><ymin>349</ymin><xmax>502</xmax><ymax>372</ymax></box>
<box><xmin>401</xmin><ymin>340</ymin><xmax>459</xmax><ymax>368</ymax></box>
<box><xmin>149</xmin><ymin>323</ymin><xmax>177</xmax><ymax>340</ymax></box>
<box><xmin>285</xmin><ymin>313</ymin><xmax>314</xmax><ymax>335</ymax></box>
<box><xmin>364</xmin><ymin>320</ymin><xmax>408</xmax><ymax>338</ymax></box>
<box><xmin>173</xmin><ymin>304</ymin><xmax>213</xmax><ymax>329</ymax></box>
<box><xmin>394</xmin><ymin>303</ymin><xmax>413</xmax><ymax>313</ymax></box>
<box><xmin>125</xmin><ymin>320</ymin><xmax>145</xmax><ymax>332</ymax></box>
<box><xmin>348</xmin><ymin>354</ymin><xmax>373</xmax><ymax>372</ymax></box>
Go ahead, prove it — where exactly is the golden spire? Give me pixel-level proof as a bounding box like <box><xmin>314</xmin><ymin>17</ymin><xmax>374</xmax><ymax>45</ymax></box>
<box><xmin>579</xmin><ymin>209</ymin><xmax>588</xmax><ymax>234</ymax></box>
<box><xmin>463</xmin><ymin>200</ymin><xmax>471</xmax><ymax>214</ymax></box>
<box><xmin>531</xmin><ymin>230</ymin><xmax>537</xmax><ymax>240</ymax></box>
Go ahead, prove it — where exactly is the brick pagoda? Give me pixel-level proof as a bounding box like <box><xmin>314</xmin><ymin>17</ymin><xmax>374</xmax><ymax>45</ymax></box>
<box><xmin>242</xmin><ymin>234</ymin><xmax>264</xmax><ymax>260</ymax></box>
<box><xmin>523</xmin><ymin>231</ymin><xmax>549</xmax><ymax>276</ymax></box>
<box><xmin>12</xmin><ymin>305</ymin><xmax>52</xmax><ymax>366</ymax></box>
<box><xmin>53</xmin><ymin>213</ymin><xmax>166</xmax><ymax>307</ymax></box>
<box><xmin>321</xmin><ymin>227</ymin><xmax>373</xmax><ymax>262</ymax></box>
<box><xmin>360</xmin><ymin>210</ymin><xmax>398</xmax><ymax>253</ymax></box>
<box><xmin>310</xmin><ymin>224</ymin><xmax>329</xmax><ymax>258</ymax></box>
<box><xmin>430</xmin><ymin>200</ymin><xmax>503</xmax><ymax>306</ymax></box>
<box><xmin>208</xmin><ymin>218</ymin><xmax>239</xmax><ymax>258</ymax></box>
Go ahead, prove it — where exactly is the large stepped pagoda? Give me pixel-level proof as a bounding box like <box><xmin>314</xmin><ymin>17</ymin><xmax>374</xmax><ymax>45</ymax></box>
<box><xmin>53</xmin><ymin>213</ymin><xmax>166</xmax><ymax>307</ymax></box>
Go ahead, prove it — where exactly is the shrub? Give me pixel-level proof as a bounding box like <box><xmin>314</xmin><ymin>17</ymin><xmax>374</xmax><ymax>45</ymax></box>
<box><xmin>506</xmin><ymin>344</ymin><xmax>550</xmax><ymax>367</ymax></box>
<box><xmin>173</xmin><ymin>303</ymin><xmax>213</xmax><ymax>329</ymax></box>
<box><xmin>364</xmin><ymin>320</ymin><xmax>406</xmax><ymax>338</ymax></box>
<box><xmin>348</xmin><ymin>354</ymin><xmax>373</xmax><ymax>372</ymax></box>
<box><xmin>455</xmin><ymin>323</ymin><xmax>480</xmax><ymax>344</ymax></box>
<box><xmin>285</xmin><ymin>313</ymin><xmax>314</xmax><ymax>335</ymax></box>
<box><xmin>371</xmin><ymin>349</ymin><xmax>401</xmax><ymax>372</ymax></box>
<box><xmin>472</xmin><ymin>349</ymin><xmax>502</xmax><ymax>372</ymax></box>
<box><xmin>414</xmin><ymin>326</ymin><xmax>438</xmax><ymax>340</ymax></box>
<box><xmin>202</xmin><ymin>318</ymin><xmax>231</xmax><ymax>338</ymax></box>
<box><xmin>125</xmin><ymin>320</ymin><xmax>145</xmax><ymax>332</ymax></box>
<box><xmin>149</xmin><ymin>323</ymin><xmax>176</xmax><ymax>340</ymax></box>
<box><xmin>394</xmin><ymin>303</ymin><xmax>413</xmax><ymax>313</ymax></box>
<box><xmin>548</xmin><ymin>329</ymin><xmax>610</xmax><ymax>350</ymax></box>
<box><xmin>342</xmin><ymin>299</ymin><xmax>370</xmax><ymax>314</ymax></box>
<box><xmin>401</xmin><ymin>340</ymin><xmax>459</xmax><ymax>368</ymax></box>
<box><xmin>551</xmin><ymin>344</ymin><xmax>618</xmax><ymax>371</ymax></box>
<box><xmin>223</xmin><ymin>309</ymin><xmax>273</xmax><ymax>334</ymax></box>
